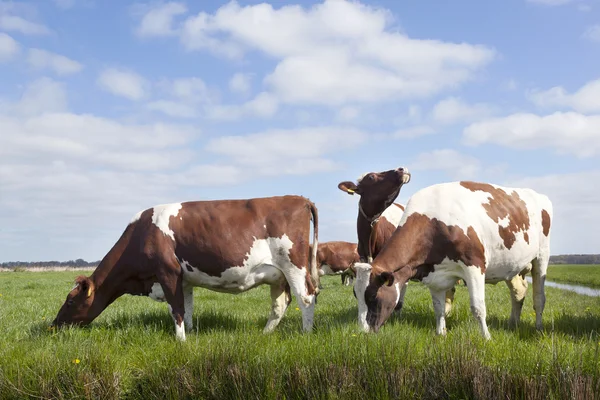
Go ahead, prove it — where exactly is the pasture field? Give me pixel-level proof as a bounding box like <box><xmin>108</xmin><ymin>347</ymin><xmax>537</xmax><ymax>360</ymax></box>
<box><xmin>1</xmin><ymin>271</ymin><xmax>599</xmax><ymax>400</ymax></box>
<box><xmin>547</xmin><ymin>264</ymin><xmax>600</xmax><ymax>289</ymax></box>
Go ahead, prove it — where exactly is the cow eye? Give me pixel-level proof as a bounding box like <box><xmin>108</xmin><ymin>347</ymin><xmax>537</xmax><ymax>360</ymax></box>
<box><xmin>67</xmin><ymin>299</ymin><xmax>74</xmax><ymax>306</ymax></box>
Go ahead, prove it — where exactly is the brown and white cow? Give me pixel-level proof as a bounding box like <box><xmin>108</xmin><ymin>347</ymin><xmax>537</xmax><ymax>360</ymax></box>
<box><xmin>338</xmin><ymin>167</ymin><xmax>456</xmax><ymax>317</ymax></box>
<box><xmin>52</xmin><ymin>195</ymin><xmax>319</xmax><ymax>341</ymax></box>
<box><xmin>313</xmin><ymin>241</ymin><xmax>360</xmax><ymax>286</ymax></box>
<box><xmin>355</xmin><ymin>181</ymin><xmax>552</xmax><ymax>340</ymax></box>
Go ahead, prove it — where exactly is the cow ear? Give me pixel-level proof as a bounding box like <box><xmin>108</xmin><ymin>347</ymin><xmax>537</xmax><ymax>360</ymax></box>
<box><xmin>338</xmin><ymin>181</ymin><xmax>358</xmax><ymax>195</ymax></box>
<box><xmin>75</xmin><ymin>276</ymin><xmax>94</xmax><ymax>298</ymax></box>
<box><xmin>377</xmin><ymin>272</ymin><xmax>395</xmax><ymax>287</ymax></box>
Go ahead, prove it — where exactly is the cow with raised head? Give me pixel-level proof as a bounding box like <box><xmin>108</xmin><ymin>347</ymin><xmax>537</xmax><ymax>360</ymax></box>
<box><xmin>355</xmin><ymin>181</ymin><xmax>552</xmax><ymax>340</ymax></box>
<box><xmin>313</xmin><ymin>241</ymin><xmax>360</xmax><ymax>286</ymax></box>
<box><xmin>52</xmin><ymin>195</ymin><xmax>319</xmax><ymax>341</ymax></box>
<box><xmin>338</xmin><ymin>167</ymin><xmax>456</xmax><ymax>318</ymax></box>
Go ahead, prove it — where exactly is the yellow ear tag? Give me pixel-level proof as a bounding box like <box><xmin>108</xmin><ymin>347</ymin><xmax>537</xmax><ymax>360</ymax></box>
<box><xmin>87</xmin><ymin>287</ymin><xmax>93</xmax><ymax>297</ymax></box>
<box><xmin>347</xmin><ymin>189</ymin><xmax>355</xmax><ymax>193</ymax></box>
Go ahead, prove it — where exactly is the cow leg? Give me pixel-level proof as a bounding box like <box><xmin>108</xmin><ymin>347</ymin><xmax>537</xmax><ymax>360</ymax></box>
<box><xmin>263</xmin><ymin>282</ymin><xmax>291</xmax><ymax>333</ymax></box>
<box><xmin>156</xmin><ymin>259</ymin><xmax>187</xmax><ymax>341</ymax></box>
<box><xmin>444</xmin><ymin>287</ymin><xmax>456</xmax><ymax>317</ymax></box>
<box><xmin>183</xmin><ymin>282</ymin><xmax>194</xmax><ymax>332</ymax></box>
<box><xmin>429</xmin><ymin>288</ymin><xmax>448</xmax><ymax>335</ymax></box>
<box><xmin>394</xmin><ymin>281</ymin><xmax>408</xmax><ymax>314</ymax></box>
<box><xmin>505</xmin><ymin>272</ymin><xmax>528</xmax><ymax>327</ymax></box>
<box><xmin>463</xmin><ymin>272</ymin><xmax>491</xmax><ymax>340</ymax></box>
<box><xmin>531</xmin><ymin>257</ymin><xmax>548</xmax><ymax>331</ymax></box>
<box><xmin>281</xmin><ymin>266</ymin><xmax>316</xmax><ymax>332</ymax></box>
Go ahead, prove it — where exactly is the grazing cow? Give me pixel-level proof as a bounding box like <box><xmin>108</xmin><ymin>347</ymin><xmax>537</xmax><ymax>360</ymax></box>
<box><xmin>355</xmin><ymin>181</ymin><xmax>552</xmax><ymax>340</ymax></box>
<box><xmin>338</xmin><ymin>167</ymin><xmax>456</xmax><ymax>318</ymax></box>
<box><xmin>52</xmin><ymin>196</ymin><xmax>320</xmax><ymax>341</ymax></box>
<box><xmin>313</xmin><ymin>241</ymin><xmax>360</xmax><ymax>286</ymax></box>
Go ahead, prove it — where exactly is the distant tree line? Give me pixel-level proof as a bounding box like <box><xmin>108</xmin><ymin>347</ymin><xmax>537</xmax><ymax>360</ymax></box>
<box><xmin>1</xmin><ymin>259</ymin><xmax>100</xmax><ymax>269</ymax></box>
<box><xmin>1</xmin><ymin>255</ymin><xmax>599</xmax><ymax>269</ymax></box>
<box><xmin>549</xmin><ymin>254</ymin><xmax>600</xmax><ymax>265</ymax></box>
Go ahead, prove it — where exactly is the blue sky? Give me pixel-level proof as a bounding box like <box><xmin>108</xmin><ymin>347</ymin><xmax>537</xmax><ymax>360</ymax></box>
<box><xmin>1</xmin><ymin>0</ymin><xmax>599</xmax><ymax>262</ymax></box>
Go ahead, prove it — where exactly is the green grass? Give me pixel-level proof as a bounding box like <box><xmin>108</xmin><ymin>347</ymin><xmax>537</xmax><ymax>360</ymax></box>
<box><xmin>547</xmin><ymin>264</ymin><xmax>600</xmax><ymax>288</ymax></box>
<box><xmin>1</xmin><ymin>271</ymin><xmax>599</xmax><ymax>400</ymax></box>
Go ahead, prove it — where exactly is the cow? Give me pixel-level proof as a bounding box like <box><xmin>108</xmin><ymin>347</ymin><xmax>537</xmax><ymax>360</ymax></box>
<box><xmin>354</xmin><ymin>181</ymin><xmax>552</xmax><ymax>340</ymax></box>
<box><xmin>313</xmin><ymin>241</ymin><xmax>360</xmax><ymax>286</ymax></box>
<box><xmin>52</xmin><ymin>195</ymin><xmax>320</xmax><ymax>341</ymax></box>
<box><xmin>338</xmin><ymin>167</ymin><xmax>456</xmax><ymax>319</ymax></box>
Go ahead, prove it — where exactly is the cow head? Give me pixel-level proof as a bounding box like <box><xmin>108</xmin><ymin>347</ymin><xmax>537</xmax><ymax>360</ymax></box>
<box><xmin>338</xmin><ymin>167</ymin><xmax>410</xmax><ymax>260</ymax></box>
<box><xmin>52</xmin><ymin>276</ymin><xmax>99</xmax><ymax>327</ymax></box>
<box><xmin>363</xmin><ymin>269</ymin><xmax>402</xmax><ymax>332</ymax></box>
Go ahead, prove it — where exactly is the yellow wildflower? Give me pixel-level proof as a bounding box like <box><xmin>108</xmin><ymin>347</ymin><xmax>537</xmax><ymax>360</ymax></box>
<box><xmin>72</xmin><ymin>359</ymin><xmax>80</xmax><ymax>364</ymax></box>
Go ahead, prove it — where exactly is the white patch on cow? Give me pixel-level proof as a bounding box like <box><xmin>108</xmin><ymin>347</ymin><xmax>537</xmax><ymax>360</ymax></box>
<box><xmin>174</xmin><ymin>316</ymin><xmax>186</xmax><ymax>341</ymax></box>
<box><xmin>151</xmin><ymin>203</ymin><xmax>182</xmax><ymax>241</ymax></box>
<box><xmin>129</xmin><ymin>210</ymin><xmax>144</xmax><ymax>225</ymax></box>
<box><xmin>381</xmin><ymin>204</ymin><xmax>404</xmax><ymax>227</ymax></box>
<box><xmin>263</xmin><ymin>224</ymin><xmax>267</xmax><ymax>229</ymax></box>
<box><xmin>319</xmin><ymin>264</ymin><xmax>343</xmax><ymax>276</ymax></box>
<box><xmin>498</xmin><ymin>216</ymin><xmax>510</xmax><ymax>228</ymax></box>
<box><xmin>394</xmin><ymin>282</ymin><xmax>401</xmax><ymax>305</ymax></box>
<box><xmin>148</xmin><ymin>283</ymin><xmax>166</xmax><ymax>302</ymax></box>
<box><xmin>354</xmin><ymin>263</ymin><xmax>372</xmax><ymax>332</ymax></box>
<box><xmin>180</xmin><ymin>236</ymin><xmax>293</xmax><ymax>293</ymax></box>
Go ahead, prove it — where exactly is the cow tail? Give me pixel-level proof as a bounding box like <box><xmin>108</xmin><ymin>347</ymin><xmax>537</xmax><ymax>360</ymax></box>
<box><xmin>308</xmin><ymin>200</ymin><xmax>320</xmax><ymax>294</ymax></box>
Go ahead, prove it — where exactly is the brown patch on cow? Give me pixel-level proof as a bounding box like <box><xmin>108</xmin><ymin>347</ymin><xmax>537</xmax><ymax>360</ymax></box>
<box><xmin>314</xmin><ymin>241</ymin><xmax>359</xmax><ymax>274</ymax></box>
<box><xmin>373</xmin><ymin>213</ymin><xmax>487</xmax><ymax>277</ymax></box>
<box><xmin>523</xmin><ymin>232</ymin><xmax>529</xmax><ymax>243</ymax></box>
<box><xmin>541</xmin><ymin>209</ymin><xmax>551</xmax><ymax>237</ymax></box>
<box><xmin>394</xmin><ymin>203</ymin><xmax>405</xmax><ymax>211</ymax></box>
<box><xmin>460</xmin><ymin>181</ymin><xmax>530</xmax><ymax>249</ymax></box>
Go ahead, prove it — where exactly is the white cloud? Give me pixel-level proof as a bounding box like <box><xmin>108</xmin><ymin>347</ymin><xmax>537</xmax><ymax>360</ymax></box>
<box><xmin>463</xmin><ymin>112</ymin><xmax>600</xmax><ymax>158</ymax></box>
<box><xmin>392</xmin><ymin>125</ymin><xmax>435</xmax><ymax>139</ymax></box>
<box><xmin>528</xmin><ymin>78</ymin><xmax>600</xmax><ymax>113</ymax></box>
<box><xmin>0</xmin><ymin>6</ymin><xmax>51</xmax><ymax>35</ymax></box>
<box><xmin>97</xmin><ymin>68</ymin><xmax>148</xmax><ymax>100</ymax></box>
<box><xmin>150</xmin><ymin>77</ymin><xmax>216</xmax><ymax>118</ymax></box>
<box><xmin>27</xmin><ymin>48</ymin><xmax>83</xmax><ymax>75</ymax></box>
<box><xmin>411</xmin><ymin>149</ymin><xmax>482</xmax><ymax>180</ymax></box>
<box><xmin>206</xmin><ymin>92</ymin><xmax>279</xmax><ymax>120</ymax></box>
<box><xmin>134</xmin><ymin>2</ymin><xmax>187</xmax><ymax>37</ymax></box>
<box><xmin>168</xmin><ymin>77</ymin><xmax>209</xmax><ymax>100</ymax></box>
<box><xmin>178</xmin><ymin>0</ymin><xmax>495</xmax><ymax>107</ymax></box>
<box><xmin>205</xmin><ymin>126</ymin><xmax>367</xmax><ymax>175</ymax></box>
<box><xmin>510</xmin><ymin>170</ymin><xmax>600</xmax><ymax>254</ymax></box>
<box><xmin>582</xmin><ymin>24</ymin><xmax>600</xmax><ymax>42</ymax></box>
<box><xmin>0</xmin><ymin>32</ymin><xmax>19</xmax><ymax>62</ymax></box>
<box><xmin>336</xmin><ymin>106</ymin><xmax>360</xmax><ymax>122</ymax></box>
<box><xmin>0</xmin><ymin>77</ymin><xmax>68</xmax><ymax>117</ymax></box>
<box><xmin>431</xmin><ymin>97</ymin><xmax>496</xmax><ymax>125</ymax></box>
<box><xmin>229</xmin><ymin>72</ymin><xmax>252</xmax><ymax>95</ymax></box>
<box><xmin>502</xmin><ymin>78</ymin><xmax>518</xmax><ymax>91</ymax></box>
<box><xmin>147</xmin><ymin>100</ymin><xmax>198</xmax><ymax>118</ymax></box>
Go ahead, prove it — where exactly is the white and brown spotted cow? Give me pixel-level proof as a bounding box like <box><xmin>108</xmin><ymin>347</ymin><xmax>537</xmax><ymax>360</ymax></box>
<box><xmin>355</xmin><ymin>181</ymin><xmax>552</xmax><ymax>340</ymax></box>
<box><xmin>338</xmin><ymin>167</ymin><xmax>456</xmax><ymax>316</ymax></box>
<box><xmin>52</xmin><ymin>196</ymin><xmax>319</xmax><ymax>341</ymax></box>
<box><xmin>313</xmin><ymin>241</ymin><xmax>360</xmax><ymax>286</ymax></box>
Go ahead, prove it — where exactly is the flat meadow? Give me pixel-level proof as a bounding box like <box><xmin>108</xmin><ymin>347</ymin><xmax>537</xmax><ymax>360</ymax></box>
<box><xmin>0</xmin><ymin>266</ymin><xmax>599</xmax><ymax>400</ymax></box>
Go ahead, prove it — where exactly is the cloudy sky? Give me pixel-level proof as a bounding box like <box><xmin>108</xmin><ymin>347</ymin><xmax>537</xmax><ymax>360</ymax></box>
<box><xmin>1</xmin><ymin>0</ymin><xmax>599</xmax><ymax>262</ymax></box>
